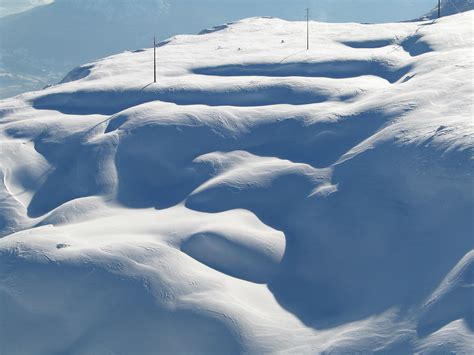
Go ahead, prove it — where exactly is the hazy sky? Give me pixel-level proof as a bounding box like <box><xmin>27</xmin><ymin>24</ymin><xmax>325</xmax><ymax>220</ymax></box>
<box><xmin>0</xmin><ymin>0</ymin><xmax>437</xmax><ymax>23</ymax></box>
<box><xmin>172</xmin><ymin>0</ymin><xmax>438</xmax><ymax>23</ymax></box>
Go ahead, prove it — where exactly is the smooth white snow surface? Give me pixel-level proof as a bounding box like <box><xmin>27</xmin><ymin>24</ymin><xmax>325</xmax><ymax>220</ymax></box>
<box><xmin>0</xmin><ymin>12</ymin><xmax>473</xmax><ymax>354</ymax></box>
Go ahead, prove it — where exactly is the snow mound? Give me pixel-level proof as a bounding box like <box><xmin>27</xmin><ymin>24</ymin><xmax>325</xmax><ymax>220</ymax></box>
<box><xmin>59</xmin><ymin>64</ymin><xmax>94</xmax><ymax>84</ymax></box>
<box><xmin>0</xmin><ymin>13</ymin><xmax>473</xmax><ymax>354</ymax></box>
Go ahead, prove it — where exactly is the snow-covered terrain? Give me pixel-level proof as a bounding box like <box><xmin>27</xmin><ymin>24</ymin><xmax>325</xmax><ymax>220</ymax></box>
<box><xmin>418</xmin><ymin>0</ymin><xmax>474</xmax><ymax>19</ymax></box>
<box><xmin>0</xmin><ymin>0</ymin><xmax>316</xmax><ymax>100</ymax></box>
<box><xmin>0</xmin><ymin>11</ymin><xmax>473</xmax><ymax>354</ymax></box>
<box><xmin>3</xmin><ymin>0</ymin><xmax>467</xmax><ymax>100</ymax></box>
<box><xmin>0</xmin><ymin>0</ymin><xmax>168</xmax><ymax>99</ymax></box>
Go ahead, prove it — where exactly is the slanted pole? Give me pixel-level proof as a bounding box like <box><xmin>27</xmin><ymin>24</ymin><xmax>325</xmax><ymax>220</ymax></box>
<box><xmin>154</xmin><ymin>37</ymin><xmax>157</xmax><ymax>83</ymax></box>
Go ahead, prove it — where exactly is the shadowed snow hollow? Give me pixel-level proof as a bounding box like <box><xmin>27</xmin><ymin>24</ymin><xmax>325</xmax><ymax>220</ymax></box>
<box><xmin>0</xmin><ymin>12</ymin><xmax>473</xmax><ymax>354</ymax></box>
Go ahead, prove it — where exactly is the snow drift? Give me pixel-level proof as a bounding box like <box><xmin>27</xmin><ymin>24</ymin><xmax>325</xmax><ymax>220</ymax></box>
<box><xmin>0</xmin><ymin>11</ymin><xmax>473</xmax><ymax>354</ymax></box>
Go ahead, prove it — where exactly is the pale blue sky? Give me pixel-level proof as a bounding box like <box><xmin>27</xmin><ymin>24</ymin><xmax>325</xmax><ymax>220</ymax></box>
<box><xmin>196</xmin><ymin>0</ymin><xmax>437</xmax><ymax>23</ymax></box>
<box><xmin>1</xmin><ymin>0</ymin><xmax>437</xmax><ymax>23</ymax></box>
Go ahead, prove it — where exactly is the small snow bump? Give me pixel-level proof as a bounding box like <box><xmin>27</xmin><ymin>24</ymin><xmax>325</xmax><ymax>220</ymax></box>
<box><xmin>199</xmin><ymin>24</ymin><xmax>230</xmax><ymax>35</ymax></box>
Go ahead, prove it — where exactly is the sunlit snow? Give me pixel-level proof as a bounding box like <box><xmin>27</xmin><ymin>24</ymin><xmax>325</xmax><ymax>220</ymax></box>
<box><xmin>0</xmin><ymin>11</ymin><xmax>473</xmax><ymax>354</ymax></box>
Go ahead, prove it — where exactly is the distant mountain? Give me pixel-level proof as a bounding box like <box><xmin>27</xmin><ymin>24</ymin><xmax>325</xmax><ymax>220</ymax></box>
<box><xmin>418</xmin><ymin>0</ymin><xmax>474</xmax><ymax>19</ymax></box>
<box><xmin>0</xmin><ymin>0</ymin><xmax>317</xmax><ymax>99</ymax></box>
<box><xmin>2</xmin><ymin>0</ymin><xmax>471</xmax><ymax>99</ymax></box>
<box><xmin>0</xmin><ymin>0</ymin><xmax>174</xmax><ymax>99</ymax></box>
<box><xmin>1</xmin><ymin>0</ymin><xmax>274</xmax><ymax>99</ymax></box>
<box><xmin>0</xmin><ymin>0</ymin><xmax>53</xmax><ymax>18</ymax></box>
<box><xmin>0</xmin><ymin>0</ymin><xmax>293</xmax><ymax>99</ymax></box>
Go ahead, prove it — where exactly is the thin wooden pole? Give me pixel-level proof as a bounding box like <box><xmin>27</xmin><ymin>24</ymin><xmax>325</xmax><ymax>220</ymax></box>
<box><xmin>306</xmin><ymin>8</ymin><xmax>310</xmax><ymax>50</ymax></box>
<box><xmin>154</xmin><ymin>37</ymin><xmax>156</xmax><ymax>83</ymax></box>
<box><xmin>438</xmin><ymin>0</ymin><xmax>441</xmax><ymax>18</ymax></box>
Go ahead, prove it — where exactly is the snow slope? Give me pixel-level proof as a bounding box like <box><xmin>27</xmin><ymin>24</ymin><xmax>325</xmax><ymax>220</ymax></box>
<box><xmin>0</xmin><ymin>12</ymin><xmax>473</xmax><ymax>354</ymax></box>
<box><xmin>418</xmin><ymin>0</ymin><xmax>474</xmax><ymax>19</ymax></box>
<box><xmin>1</xmin><ymin>0</ymin><xmax>457</xmax><ymax>100</ymax></box>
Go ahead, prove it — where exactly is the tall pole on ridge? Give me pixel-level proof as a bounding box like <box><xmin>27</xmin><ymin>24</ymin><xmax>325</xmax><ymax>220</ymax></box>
<box><xmin>153</xmin><ymin>37</ymin><xmax>157</xmax><ymax>83</ymax></box>
<box><xmin>306</xmin><ymin>8</ymin><xmax>310</xmax><ymax>50</ymax></box>
<box><xmin>438</xmin><ymin>0</ymin><xmax>441</xmax><ymax>19</ymax></box>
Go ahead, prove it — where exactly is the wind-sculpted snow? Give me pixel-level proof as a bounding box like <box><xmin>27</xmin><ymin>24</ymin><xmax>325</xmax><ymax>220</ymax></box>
<box><xmin>0</xmin><ymin>13</ymin><xmax>473</xmax><ymax>354</ymax></box>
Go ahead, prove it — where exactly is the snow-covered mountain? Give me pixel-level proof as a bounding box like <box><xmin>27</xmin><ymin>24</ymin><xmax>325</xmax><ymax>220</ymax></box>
<box><xmin>0</xmin><ymin>0</ymin><xmax>53</xmax><ymax>18</ymax></box>
<box><xmin>0</xmin><ymin>11</ymin><xmax>473</xmax><ymax>354</ymax></box>
<box><xmin>0</xmin><ymin>0</ymin><xmax>455</xmax><ymax>100</ymax></box>
<box><xmin>419</xmin><ymin>0</ymin><xmax>474</xmax><ymax>19</ymax></box>
<box><xmin>0</xmin><ymin>0</ymin><xmax>171</xmax><ymax>99</ymax></box>
<box><xmin>0</xmin><ymin>0</ymin><xmax>313</xmax><ymax>100</ymax></box>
